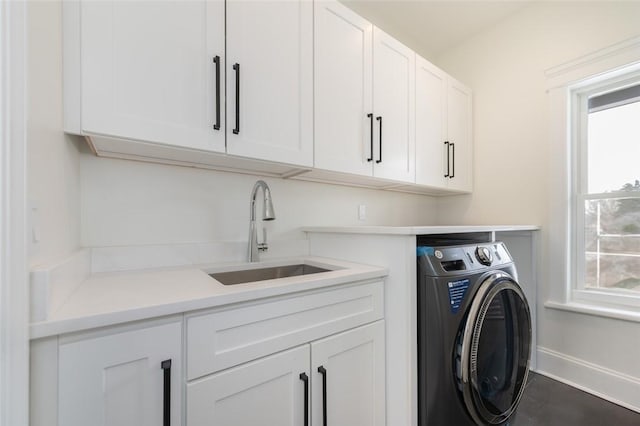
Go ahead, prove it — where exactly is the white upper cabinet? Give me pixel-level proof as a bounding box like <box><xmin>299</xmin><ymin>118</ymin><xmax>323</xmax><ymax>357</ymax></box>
<box><xmin>314</xmin><ymin>1</ymin><xmax>373</xmax><ymax>176</ymax></box>
<box><xmin>314</xmin><ymin>1</ymin><xmax>415</xmax><ymax>183</ymax></box>
<box><xmin>226</xmin><ymin>0</ymin><xmax>313</xmax><ymax>166</ymax></box>
<box><xmin>65</xmin><ymin>0</ymin><xmax>471</xmax><ymax>191</ymax></box>
<box><xmin>415</xmin><ymin>56</ymin><xmax>447</xmax><ymax>187</ymax></box>
<box><xmin>372</xmin><ymin>28</ymin><xmax>416</xmax><ymax>182</ymax></box>
<box><xmin>446</xmin><ymin>77</ymin><xmax>473</xmax><ymax>192</ymax></box>
<box><xmin>74</xmin><ymin>0</ymin><xmax>225</xmax><ymax>152</ymax></box>
<box><xmin>65</xmin><ymin>0</ymin><xmax>312</xmax><ymax>168</ymax></box>
<box><xmin>415</xmin><ymin>55</ymin><xmax>473</xmax><ymax>192</ymax></box>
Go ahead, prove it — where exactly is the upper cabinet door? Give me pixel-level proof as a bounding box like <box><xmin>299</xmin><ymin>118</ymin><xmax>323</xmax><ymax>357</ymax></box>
<box><xmin>314</xmin><ymin>1</ymin><xmax>373</xmax><ymax>176</ymax></box>
<box><xmin>372</xmin><ymin>28</ymin><xmax>415</xmax><ymax>183</ymax></box>
<box><xmin>447</xmin><ymin>78</ymin><xmax>473</xmax><ymax>192</ymax></box>
<box><xmin>80</xmin><ymin>1</ymin><xmax>225</xmax><ymax>152</ymax></box>
<box><xmin>415</xmin><ymin>56</ymin><xmax>447</xmax><ymax>187</ymax></box>
<box><xmin>226</xmin><ymin>0</ymin><xmax>313</xmax><ymax>167</ymax></box>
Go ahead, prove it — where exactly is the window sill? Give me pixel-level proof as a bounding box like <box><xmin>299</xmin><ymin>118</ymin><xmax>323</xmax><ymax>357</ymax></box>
<box><xmin>544</xmin><ymin>300</ymin><xmax>640</xmax><ymax>323</ymax></box>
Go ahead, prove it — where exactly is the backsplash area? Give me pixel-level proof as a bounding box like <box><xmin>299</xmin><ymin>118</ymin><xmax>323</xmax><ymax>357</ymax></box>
<box><xmin>79</xmin><ymin>152</ymin><xmax>439</xmax><ymax>248</ymax></box>
<box><xmin>89</xmin><ymin>240</ymin><xmax>309</xmax><ymax>273</ymax></box>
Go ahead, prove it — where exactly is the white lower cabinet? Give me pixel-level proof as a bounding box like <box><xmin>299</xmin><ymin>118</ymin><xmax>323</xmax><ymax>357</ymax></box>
<box><xmin>311</xmin><ymin>321</ymin><xmax>386</xmax><ymax>426</ymax></box>
<box><xmin>32</xmin><ymin>281</ymin><xmax>386</xmax><ymax>426</ymax></box>
<box><xmin>57</xmin><ymin>320</ymin><xmax>182</xmax><ymax>426</ymax></box>
<box><xmin>187</xmin><ymin>345</ymin><xmax>310</xmax><ymax>426</ymax></box>
<box><xmin>187</xmin><ymin>321</ymin><xmax>385</xmax><ymax>426</ymax></box>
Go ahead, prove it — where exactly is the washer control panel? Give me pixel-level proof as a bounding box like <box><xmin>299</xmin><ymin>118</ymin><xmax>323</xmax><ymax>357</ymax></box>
<box><xmin>417</xmin><ymin>242</ymin><xmax>513</xmax><ymax>275</ymax></box>
<box><xmin>475</xmin><ymin>246</ymin><xmax>493</xmax><ymax>266</ymax></box>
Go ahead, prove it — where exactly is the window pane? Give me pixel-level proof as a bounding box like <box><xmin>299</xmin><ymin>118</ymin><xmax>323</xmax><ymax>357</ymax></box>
<box><xmin>584</xmin><ymin>198</ymin><xmax>640</xmax><ymax>292</ymax></box>
<box><xmin>587</xmin><ymin>101</ymin><xmax>640</xmax><ymax>194</ymax></box>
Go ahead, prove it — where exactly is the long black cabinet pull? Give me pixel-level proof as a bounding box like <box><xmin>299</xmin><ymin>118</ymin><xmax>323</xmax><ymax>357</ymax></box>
<box><xmin>318</xmin><ymin>366</ymin><xmax>327</xmax><ymax>426</ymax></box>
<box><xmin>376</xmin><ymin>116</ymin><xmax>382</xmax><ymax>164</ymax></box>
<box><xmin>233</xmin><ymin>63</ymin><xmax>240</xmax><ymax>134</ymax></box>
<box><xmin>299</xmin><ymin>373</ymin><xmax>309</xmax><ymax>426</ymax></box>
<box><xmin>213</xmin><ymin>56</ymin><xmax>221</xmax><ymax>130</ymax></box>
<box><xmin>161</xmin><ymin>359</ymin><xmax>172</xmax><ymax>426</ymax></box>
<box><xmin>450</xmin><ymin>143</ymin><xmax>455</xmax><ymax>179</ymax></box>
<box><xmin>367</xmin><ymin>113</ymin><xmax>374</xmax><ymax>162</ymax></box>
<box><xmin>444</xmin><ymin>141</ymin><xmax>450</xmax><ymax>178</ymax></box>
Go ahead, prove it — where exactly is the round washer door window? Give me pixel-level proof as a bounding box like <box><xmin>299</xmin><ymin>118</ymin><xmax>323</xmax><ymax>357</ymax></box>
<box><xmin>459</xmin><ymin>273</ymin><xmax>532</xmax><ymax>425</ymax></box>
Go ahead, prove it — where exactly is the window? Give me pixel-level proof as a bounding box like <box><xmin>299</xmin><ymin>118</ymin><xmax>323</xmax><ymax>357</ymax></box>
<box><xmin>572</xmin><ymin>69</ymin><xmax>640</xmax><ymax>309</ymax></box>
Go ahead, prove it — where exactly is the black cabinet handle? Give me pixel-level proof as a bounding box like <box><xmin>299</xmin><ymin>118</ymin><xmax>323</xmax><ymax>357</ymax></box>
<box><xmin>299</xmin><ymin>373</ymin><xmax>309</xmax><ymax>426</ymax></box>
<box><xmin>450</xmin><ymin>142</ymin><xmax>455</xmax><ymax>179</ymax></box>
<box><xmin>233</xmin><ymin>63</ymin><xmax>240</xmax><ymax>135</ymax></box>
<box><xmin>213</xmin><ymin>56</ymin><xmax>221</xmax><ymax>131</ymax></box>
<box><xmin>444</xmin><ymin>141</ymin><xmax>450</xmax><ymax>178</ymax></box>
<box><xmin>161</xmin><ymin>359</ymin><xmax>172</xmax><ymax>426</ymax></box>
<box><xmin>367</xmin><ymin>113</ymin><xmax>374</xmax><ymax>162</ymax></box>
<box><xmin>376</xmin><ymin>116</ymin><xmax>382</xmax><ymax>164</ymax></box>
<box><xmin>318</xmin><ymin>366</ymin><xmax>327</xmax><ymax>426</ymax></box>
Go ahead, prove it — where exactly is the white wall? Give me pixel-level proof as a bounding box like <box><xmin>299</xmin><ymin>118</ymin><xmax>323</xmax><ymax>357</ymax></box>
<box><xmin>79</xmin><ymin>153</ymin><xmax>437</xmax><ymax>247</ymax></box>
<box><xmin>435</xmin><ymin>1</ymin><xmax>640</xmax><ymax>408</ymax></box>
<box><xmin>435</xmin><ymin>2</ymin><xmax>640</xmax><ymax>226</ymax></box>
<box><xmin>27</xmin><ymin>1</ymin><xmax>81</xmax><ymax>268</ymax></box>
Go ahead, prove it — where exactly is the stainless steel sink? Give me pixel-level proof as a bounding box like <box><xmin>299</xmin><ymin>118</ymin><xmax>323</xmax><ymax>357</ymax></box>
<box><xmin>209</xmin><ymin>264</ymin><xmax>331</xmax><ymax>285</ymax></box>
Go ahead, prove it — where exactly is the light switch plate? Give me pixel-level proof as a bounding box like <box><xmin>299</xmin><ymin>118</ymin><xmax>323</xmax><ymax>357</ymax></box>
<box><xmin>358</xmin><ymin>204</ymin><xmax>366</xmax><ymax>221</ymax></box>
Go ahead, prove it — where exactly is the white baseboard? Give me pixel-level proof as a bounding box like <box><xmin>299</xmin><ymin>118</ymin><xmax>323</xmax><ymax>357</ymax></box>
<box><xmin>536</xmin><ymin>346</ymin><xmax>640</xmax><ymax>413</ymax></box>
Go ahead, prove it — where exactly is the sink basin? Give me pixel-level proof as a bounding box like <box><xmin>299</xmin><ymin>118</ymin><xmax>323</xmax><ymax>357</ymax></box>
<box><xmin>209</xmin><ymin>264</ymin><xmax>331</xmax><ymax>285</ymax></box>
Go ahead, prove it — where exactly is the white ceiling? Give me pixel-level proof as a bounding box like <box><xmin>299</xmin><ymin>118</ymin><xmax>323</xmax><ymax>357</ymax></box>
<box><xmin>342</xmin><ymin>0</ymin><xmax>534</xmax><ymax>60</ymax></box>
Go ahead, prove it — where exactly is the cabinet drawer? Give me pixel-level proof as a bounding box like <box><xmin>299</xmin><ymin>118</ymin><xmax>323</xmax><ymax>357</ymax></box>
<box><xmin>186</xmin><ymin>280</ymin><xmax>383</xmax><ymax>380</ymax></box>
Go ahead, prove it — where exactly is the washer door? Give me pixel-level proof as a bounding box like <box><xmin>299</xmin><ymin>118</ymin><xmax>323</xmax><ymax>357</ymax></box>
<box><xmin>459</xmin><ymin>273</ymin><xmax>532</xmax><ymax>425</ymax></box>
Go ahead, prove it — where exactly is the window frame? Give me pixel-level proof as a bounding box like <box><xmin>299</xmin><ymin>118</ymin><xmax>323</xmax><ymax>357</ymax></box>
<box><xmin>570</xmin><ymin>68</ymin><xmax>640</xmax><ymax>311</ymax></box>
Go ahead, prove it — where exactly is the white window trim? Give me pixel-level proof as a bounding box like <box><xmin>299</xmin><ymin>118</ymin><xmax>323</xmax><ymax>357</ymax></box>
<box><xmin>0</xmin><ymin>2</ymin><xmax>29</xmax><ymax>426</ymax></box>
<box><xmin>545</xmin><ymin>36</ymin><xmax>640</xmax><ymax>321</ymax></box>
<box><xmin>569</xmin><ymin>67</ymin><xmax>640</xmax><ymax>312</ymax></box>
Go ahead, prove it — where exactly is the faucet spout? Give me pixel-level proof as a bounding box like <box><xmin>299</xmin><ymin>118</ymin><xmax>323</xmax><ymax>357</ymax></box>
<box><xmin>248</xmin><ymin>180</ymin><xmax>276</xmax><ymax>262</ymax></box>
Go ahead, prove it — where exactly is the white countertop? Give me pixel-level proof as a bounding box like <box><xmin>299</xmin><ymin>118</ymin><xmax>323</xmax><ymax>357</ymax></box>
<box><xmin>302</xmin><ymin>225</ymin><xmax>540</xmax><ymax>235</ymax></box>
<box><xmin>30</xmin><ymin>256</ymin><xmax>387</xmax><ymax>339</ymax></box>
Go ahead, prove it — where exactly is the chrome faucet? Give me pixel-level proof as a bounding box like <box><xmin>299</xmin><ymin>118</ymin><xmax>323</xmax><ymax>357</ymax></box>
<box><xmin>248</xmin><ymin>180</ymin><xmax>276</xmax><ymax>262</ymax></box>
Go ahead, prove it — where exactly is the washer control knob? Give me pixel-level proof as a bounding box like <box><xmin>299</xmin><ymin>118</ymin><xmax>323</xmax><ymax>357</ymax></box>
<box><xmin>475</xmin><ymin>246</ymin><xmax>493</xmax><ymax>266</ymax></box>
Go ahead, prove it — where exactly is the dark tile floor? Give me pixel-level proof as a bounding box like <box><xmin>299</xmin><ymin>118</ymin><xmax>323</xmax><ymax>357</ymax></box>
<box><xmin>513</xmin><ymin>372</ymin><xmax>640</xmax><ymax>425</ymax></box>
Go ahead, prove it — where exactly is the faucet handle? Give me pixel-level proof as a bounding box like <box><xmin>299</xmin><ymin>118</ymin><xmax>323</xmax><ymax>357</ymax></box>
<box><xmin>258</xmin><ymin>228</ymin><xmax>268</xmax><ymax>252</ymax></box>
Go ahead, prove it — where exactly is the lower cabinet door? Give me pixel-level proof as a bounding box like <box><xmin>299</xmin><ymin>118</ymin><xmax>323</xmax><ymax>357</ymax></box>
<box><xmin>187</xmin><ymin>345</ymin><xmax>310</xmax><ymax>426</ymax></box>
<box><xmin>311</xmin><ymin>321</ymin><xmax>386</xmax><ymax>426</ymax></box>
<box><xmin>58</xmin><ymin>320</ymin><xmax>182</xmax><ymax>426</ymax></box>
